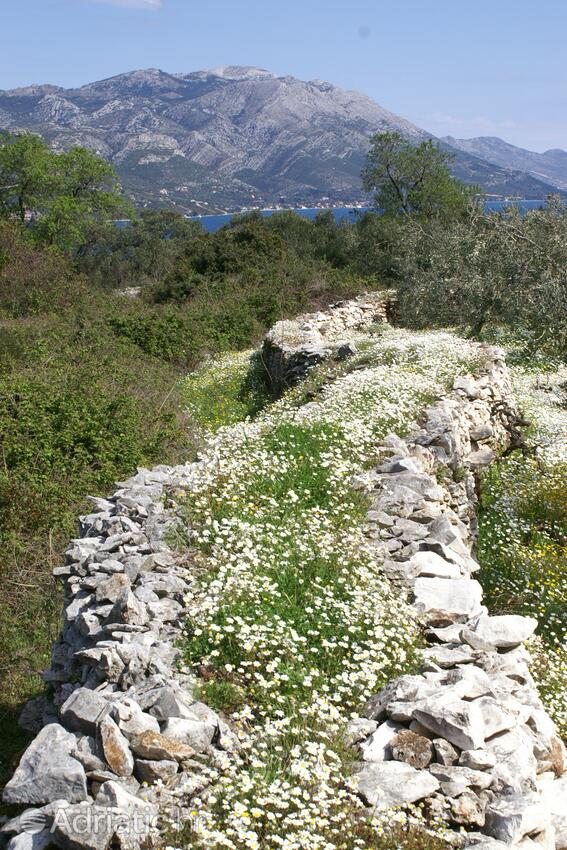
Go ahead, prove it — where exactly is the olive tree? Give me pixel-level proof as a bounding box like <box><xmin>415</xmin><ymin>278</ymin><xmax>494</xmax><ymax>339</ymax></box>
<box><xmin>362</xmin><ymin>131</ymin><xmax>476</xmax><ymax>219</ymax></box>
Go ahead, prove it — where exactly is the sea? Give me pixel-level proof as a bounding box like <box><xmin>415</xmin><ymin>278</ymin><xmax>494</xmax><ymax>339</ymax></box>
<box><xmin>187</xmin><ymin>200</ymin><xmax>548</xmax><ymax>233</ymax></box>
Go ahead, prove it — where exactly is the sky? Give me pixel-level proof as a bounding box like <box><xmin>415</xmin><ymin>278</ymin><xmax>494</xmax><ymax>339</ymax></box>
<box><xmin>2</xmin><ymin>0</ymin><xmax>566</xmax><ymax>151</ymax></box>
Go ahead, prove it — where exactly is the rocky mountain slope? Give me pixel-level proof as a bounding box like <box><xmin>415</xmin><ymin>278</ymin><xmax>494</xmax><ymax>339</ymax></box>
<box><xmin>0</xmin><ymin>67</ymin><xmax>559</xmax><ymax>212</ymax></box>
<box><xmin>444</xmin><ymin>135</ymin><xmax>567</xmax><ymax>192</ymax></box>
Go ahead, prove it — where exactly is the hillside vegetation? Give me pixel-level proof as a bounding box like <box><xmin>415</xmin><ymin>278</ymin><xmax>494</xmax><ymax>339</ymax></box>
<box><xmin>0</xmin><ymin>132</ymin><xmax>566</xmax><ymax>823</ymax></box>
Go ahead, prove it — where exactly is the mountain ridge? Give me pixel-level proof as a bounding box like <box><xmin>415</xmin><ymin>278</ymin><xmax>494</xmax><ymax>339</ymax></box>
<box><xmin>0</xmin><ymin>67</ymin><xmax>560</xmax><ymax>212</ymax></box>
<box><xmin>443</xmin><ymin>134</ymin><xmax>567</xmax><ymax>192</ymax></box>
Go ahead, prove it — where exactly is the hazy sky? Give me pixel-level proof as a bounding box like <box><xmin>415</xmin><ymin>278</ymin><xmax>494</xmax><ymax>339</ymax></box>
<box><xmin>2</xmin><ymin>0</ymin><xmax>566</xmax><ymax>151</ymax></box>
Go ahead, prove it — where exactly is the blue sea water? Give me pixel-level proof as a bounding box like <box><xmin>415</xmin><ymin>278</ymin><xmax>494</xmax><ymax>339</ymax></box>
<box><xmin>114</xmin><ymin>200</ymin><xmax>548</xmax><ymax>233</ymax></box>
<box><xmin>188</xmin><ymin>200</ymin><xmax>547</xmax><ymax>233</ymax></box>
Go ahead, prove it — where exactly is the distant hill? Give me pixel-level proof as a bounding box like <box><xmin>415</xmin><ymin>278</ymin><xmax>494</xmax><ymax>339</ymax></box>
<box><xmin>444</xmin><ymin>135</ymin><xmax>567</xmax><ymax>192</ymax></box>
<box><xmin>0</xmin><ymin>66</ymin><xmax>559</xmax><ymax>212</ymax></box>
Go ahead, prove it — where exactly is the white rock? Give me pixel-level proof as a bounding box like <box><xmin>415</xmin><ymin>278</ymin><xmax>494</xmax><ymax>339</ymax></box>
<box><xmin>3</xmin><ymin>724</ymin><xmax>88</xmax><ymax>805</ymax></box>
<box><xmin>406</xmin><ymin>551</ymin><xmax>462</xmax><ymax>578</ymax></box>
<box><xmin>429</xmin><ymin>764</ymin><xmax>492</xmax><ymax>797</ymax></box>
<box><xmin>485</xmin><ymin>728</ymin><xmax>538</xmax><ymax>794</ymax></box>
<box><xmin>470</xmin><ymin>615</ymin><xmax>538</xmax><ymax>649</ymax></box>
<box><xmin>484</xmin><ymin>793</ymin><xmax>551</xmax><ymax>844</ymax></box>
<box><xmin>345</xmin><ymin>718</ymin><xmax>377</xmax><ymax>745</ymax></box>
<box><xmin>540</xmin><ymin>774</ymin><xmax>567</xmax><ymax>849</ymax></box>
<box><xmin>60</xmin><ymin>688</ymin><xmax>109</xmax><ymax>735</ymax></box>
<box><xmin>412</xmin><ymin>577</ymin><xmax>483</xmax><ymax>625</ymax></box>
<box><xmin>7</xmin><ymin>829</ymin><xmax>53</xmax><ymax>850</ymax></box>
<box><xmin>110</xmin><ymin>699</ymin><xmax>160</xmax><ymax>740</ymax></box>
<box><xmin>360</xmin><ymin>720</ymin><xmax>402</xmax><ymax>762</ymax></box>
<box><xmin>413</xmin><ymin>693</ymin><xmax>485</xmax><ymax>750</ymax></box>
<box><xmin>459</xmin><ymin>749</ymin><xmax>497</xmax><ymax>770</ymax></box>
<box><xmin>160</xmin><ymin>717</ymin><xmax>217</xmax><ymax>752</ymax></box>
<box><xmin>354</xmin><ymin>760</ymin><xmax>440</xmax><ymax>808</ymax></box>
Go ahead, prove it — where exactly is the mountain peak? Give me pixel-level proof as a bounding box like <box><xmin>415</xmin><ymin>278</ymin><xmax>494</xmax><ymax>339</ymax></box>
<box><xmin>205</xmin><ymin>66</ymin><xmax>275</xmax><ymax>81</ymax></box>
<box><xmin>0</xmin><ymin>67</ymin><xmax>560</xmax><ymax>212</ymax></box>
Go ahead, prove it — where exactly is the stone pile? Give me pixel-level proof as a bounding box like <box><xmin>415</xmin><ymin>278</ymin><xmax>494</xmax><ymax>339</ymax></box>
<box><xmin>349</xmin><ymin>349</ymin><xmax>566</xmax><ymax>849</ymax></box>
<box><xmin>262</xmin><ymin>290</ymin><xmax>391</xmax><ymax>394</ymax></box>
<box><xmin>2</xmin><ymin>463</ymin><xmax>234</xmax><ymax>850</ymax></box>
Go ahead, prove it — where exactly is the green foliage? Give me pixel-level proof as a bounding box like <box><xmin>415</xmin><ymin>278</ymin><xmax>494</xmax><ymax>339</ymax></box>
<box><xmin>478</xmin><ymin>456</ymin><xmax>567</xmax><ymax>638</ymax></box>
<box><xmin>76</xmin><ymin>210</ymin><xmax>203</xmax><ymax>289</ymax></box>
<box><xmin>362</xmin><ymin>131</ymin><xmax>476</xmax><ymax>219</ymax></box>
<box><xmin>381</xmin><ymin>198</ymin><xmax>567</xmax><ymax>357</ymax></box>
<box><xmin>0</xmin><ymin>132</ymin><xmax>53</xmax><ymax>222</ymax></box>
<box><xmin>0</xmin><ymin>230</ymin><xmax>195</xmax><ymax>776</ymax></box>
<box><xmin>0</xmin><ymin>131</ymin><xmax>131</xmax><ymax>253</ymax></box>
<box><xmin>0</xmin><ymin>221</ymin><xmax>82</xmax><ymax>317</ymax></box>
<box><xmin>477</xmin><ymin>454</ymin><xmax>567</xmax><ymax>735</ymax></box>
<box><xmin>183</xmin><ymin>352</ymin><xmax>271</xmax><ymax>431</ymax></box>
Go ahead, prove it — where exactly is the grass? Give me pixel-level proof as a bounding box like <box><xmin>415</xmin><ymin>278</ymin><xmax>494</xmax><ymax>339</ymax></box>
<box><xmin>182</xmin><ymin>351</ymin><xmax>272</xmax><ymax>433</ymax></box>
<box><xmin>478</xmin><ymin>456</ymin><xmax>567</xmax><ymax>637</ymax></box>
<box><xmin>169</xmin><ymin>328</ymin><xmax>487</xmax><ymax>848</ymax></box>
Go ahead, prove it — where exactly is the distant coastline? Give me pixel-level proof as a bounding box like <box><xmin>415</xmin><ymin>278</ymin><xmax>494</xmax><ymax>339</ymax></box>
<box><xmin>186</xmin><ymin>200</ymin><xmax>548</xmax><ymax>233</ymax></box>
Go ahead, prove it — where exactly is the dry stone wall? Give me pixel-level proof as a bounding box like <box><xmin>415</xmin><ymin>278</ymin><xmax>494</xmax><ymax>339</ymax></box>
<box><xmin>262</xmin><ymin>290</ymin><xmax>391</xmax><ymax>394</ymax></box>
<box><xmin>2</xmin><ymin>463</ymin><xmax>233</xmax><ymax>850</ymax></box>
<box><xmin>2</xmin><ymin>297</ymin><xmax>565</xmax><ymax>850</ymax></box>
<box><xmin>347</xmin><ymin>352</ymin><xmax>566</xmax><ymax>850</ymax></box>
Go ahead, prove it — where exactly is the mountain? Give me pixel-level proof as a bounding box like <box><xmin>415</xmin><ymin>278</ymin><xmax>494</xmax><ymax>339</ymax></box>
<box><xmin>444</xmin><ymin>135</ymin><xmax>567</xmax><ymax>192</ymax></box>
<box><xmin>0</xmin><ymin>67</ymin><xmax>559</xmax><ymax>213</ymax></box>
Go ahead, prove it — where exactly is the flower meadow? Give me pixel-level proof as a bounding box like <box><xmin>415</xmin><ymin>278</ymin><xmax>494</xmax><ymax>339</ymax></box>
<box><xmin>477</xmin><ymin>361</ymin><xmax>567</xmax><ymax>737</ymax></box>
<box><xmin>171</xmin><ymin>328</ymin><xmax>485</xmax><ymax>850</ymax></box>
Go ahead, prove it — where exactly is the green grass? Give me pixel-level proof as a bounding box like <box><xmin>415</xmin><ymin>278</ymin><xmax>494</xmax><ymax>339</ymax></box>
<box><xmin>182</xmin><ymin>351</ymin><xmax>272</xmax><ymax>432</ymax></box>
<box><xmin>477</xmin><ymin>454</ymin><xmax>567</xmax><ymax>736</ymax></box>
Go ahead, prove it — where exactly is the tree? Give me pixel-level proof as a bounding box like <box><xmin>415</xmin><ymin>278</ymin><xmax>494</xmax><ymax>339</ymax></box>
<box><xmin>362</xmin><ymin>131</ymin><xmax>476</xmax><ymax>219</ymax></box>
<box><xmin>0</xmin><ymin>132</ymin><xmax>54</xmax><ymax>222</ymax></box>
<box><xmin>0</xmin><ymin>131</ymin><xmax>131</xmax><ymax>252</ymax></box>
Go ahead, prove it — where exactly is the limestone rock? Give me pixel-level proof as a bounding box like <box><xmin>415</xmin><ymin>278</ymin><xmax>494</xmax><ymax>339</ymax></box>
<box><xmin>485</xmin><ymin>728</ymin><xmax>538</xmax><ymax>794</ymax></box>
<box><xmin>355</xmin><ymin>760</ymin><xmax>440</xmax><ymax>809</ymax></box>
<box><xmin>110</xmin><ymin>698</ymin><xmax>160</xmax><ymax>740</ymax></box>
<box><xmin>450</xmin><ymin>789</ymin><xmax>487</xmax><ymax>827</ymax></box>
<box><xmin>484</xmin><ymin>793</ymin><xmax>550</xmax><ymax>844</ymax></box>
<box><xmin>412</xmin><ymin>577</ymin><xmax>483</xmax><ymax>625</ymax></box>
<box><xmin>469</xmin><ymin>615</ymin><xmax>538</xmax><ymax>649</ymax></box>
<box><xmin>429</xmin><ymin>764</ymin><xmax>493</xmax><ymax>797</ymax></box>
<box><xmin>51</xmin><ymin>802</ymin><xmax>112</xmax><ymax>850</ymax></box>
<box><xmin>390</xmin><ymin>729</ymin><xmax>433</xmax><ymax>769</ymax></box>
<box><xmin>360</xmin><ymin>720</ymin><xmax>402</xmax><ymax>762</ymax></box>
<box><xmin>406</xmin><ymin>551</ymin><xmax>462</xmax><ymax>579</ymax></box>
<box><xmin>129</xmin><ymin>730</ymin><xmax>195</xmax><ymax>762</ymax></box>
<box><xmin>60</xmin><ymin>688</ymin><xmax>109</xmax><ymax>735</ymax></box>
<box><xmin>135</xmin><ymin>759</ymin><xmax>179</xmax><ymax>784</ymax></box>
<box><xmin>345</xmin><ymin>717</ymin><xmax>377</xmax><ymax>745</ymax></box>
<box><xmin>7</xmin><ymin>828</ymin><xmax>56</xmax><ymax>850</ymax></box>
<box><xmin>98</xmin><ymin>715</ymin><xmax>134</xmax><ymax>777</ymax></box>
<box><xmin>433</xmin><ymin>739</ymin><xmax>460</xmax><ymax>766</ymax></box>
<box><xmin>460</xmin><ymin>749</ymin><xmax>497</xmax><ymax>771</ymax></box>
<box><xmin>539</xmin><ymin>774</ymin><xmax>567</xmax><ymax>849</ymax></box>
<box><xmin>413</xmin><ymin>693</ymin><xmax>485</xmax><ymax>750</ymax></box>
<box><xmin>160</xmin><ymin>717</ymin><xmax>217</xmax><ymax>752</ymax></box>
<box><xmin>3</xmin><ymin>724</ymin><xmax>88</xmax><ymax>805</ymax></box>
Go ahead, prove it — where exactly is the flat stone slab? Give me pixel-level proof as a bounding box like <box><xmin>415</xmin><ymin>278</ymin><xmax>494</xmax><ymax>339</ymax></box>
<box><xmin>406</xmin><ymin>551</ymin><xmax>462</xmax><ymax>579</ymax></box>
<box><xmin>354</xmin><ymin>760</ymin><xmax>439</xmax><ymax>808</ymax></box>
<box><xmin>413</xmin><ymin>577</ymin><xmax>483</xmax><ymax>625</ymax></box>
<box><xmin>468</xmin><ymin>614</ymin><xmax>538</xmax><ymax>649</ymax></box>
<box><xmin>413</xmin><ymin>694</ymin><xmax>486</xmax><ymax>750</ymax></box>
